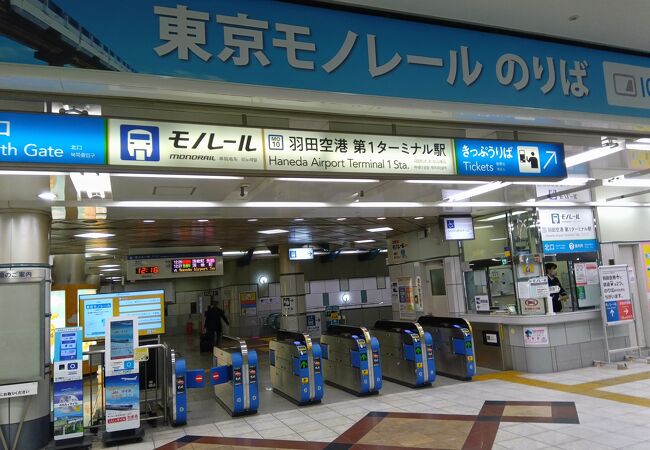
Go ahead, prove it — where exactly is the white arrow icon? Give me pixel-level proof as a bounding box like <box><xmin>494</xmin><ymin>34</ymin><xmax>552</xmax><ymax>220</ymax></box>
<box><xmin>609</xmin><ymin>309</ymin><xmax>615</xmax><ymax>317</ymax></box>
<box><xmin>543</xmin><ymin>150</ymin><xmax>558</xmax><ymax>170</ymax></box>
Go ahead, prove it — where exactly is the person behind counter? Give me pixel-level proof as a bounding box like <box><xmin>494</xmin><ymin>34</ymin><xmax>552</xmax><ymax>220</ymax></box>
<box><xmin>545</xmin><ymin>262</ymin><xmax>568</xmax><ymax>313</ymax></box>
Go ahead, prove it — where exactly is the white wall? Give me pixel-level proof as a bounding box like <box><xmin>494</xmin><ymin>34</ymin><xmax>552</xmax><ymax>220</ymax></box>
<box><xmin>387</xmin><ymin>226</ymin><xmax>457</xmax><ymax>265</ymax></box>
<box><xmin>597</xmin><ymin>207</ymin><xmax>650</xmax><ymax>243</ymax></box>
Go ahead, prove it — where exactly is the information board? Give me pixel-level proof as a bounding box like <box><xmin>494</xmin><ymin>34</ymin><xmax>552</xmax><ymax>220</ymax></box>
<box><xmin>442</xmin><ymin>216</ymin><xmax>475</xmax><ymax>240</ymax></box>
<box><xmin>79</xmin><ymin>290</ymin><xmax>165</xmax><ymax>340</ymax></box>
<box><xmin>171</xmin><ymin>257</ymin><xmax>217</xmax><ymax>273</ymax></box>
<box><xmin>599</xmin><ymin>265</ymin><xmax>634</xmax><ymax>326</ymax></box>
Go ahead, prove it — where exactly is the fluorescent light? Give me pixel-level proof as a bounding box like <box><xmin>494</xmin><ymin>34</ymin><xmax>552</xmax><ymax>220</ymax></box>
<box><xmin>87</xmin><ymin>247</ymin><xmax>117</xmax><ymax>252</ymax></box>
<box><xmin>635</xmin><ymin>138</ymin><xmax>650</xmax><ymax>144</ymax></box>
<box><xmin>413</xmin><ymin>216</ymin><xmax>424</xmax><ymax>220</ymax></box>
<box><xmin>70</xmin><ymin>173</ymin><xmax>112</xmax><ymax>199</ymax></box>
<box><xmin>490</xmin><ymin>238</ymin><xmax>508</xmax><ymax>241</ymax></box>
<box><xmin>75</xmin><ymin>233</ymin><xmax>115</xmax><ymax>239</ymax></box>
<box><xmin>379</xmin><ymin>249</ymin><xmax>387</xmax><ymax>253</ymax></box>
<box><xmin>355</xmin><ymin>239</ymin><xmax>376</xmax><ymax>244</ymax></box>
<box><xmin>111</xmin><ymin>173</ymin><xmax>243</xmax><ymax>180</ymax></box>
<box><xmin>222</xmin><ymin>251</ymin><xmax>245</xmax><ymax>256</ymax></box>
<box><xmin>258</xmin><ymin>229</ymin><xmax>289</xmax><ymax>235</ymax></box>
<box><xmin>349</xmin><ymin>202</ymin><xmax>423</xmax><ymax>208</ymax></box>
<box><xmin>367</xmin><ymin>227</ymin><xmax>393</xmax><ymax>232</ymax></box>
<box><xmin>113</xmin><ymin>201</ymin><xmax>217</xmax><ymax>207</ymax></box>
<box><xmin>376</xmin><ymin>217</ymin><xmax>386</xmax><ymax>220</ymax></box>
<box><xmin>474</xmin><ymin>225</ymin><xmax>495</xmax><ymax>230</ymax></box>
<box><xmin>99</xmin><ymin>264</ymin><xmax>120</xmax><ymax>268</ymax></box>
<box><xmin>100</xmin><ymin>268</ymin><xmax>121</xmax><ymax>272</ymax></box>
<box><xmin>294</xmin><ymin>218</ymin><xmax>304</xmax><ymax>222</ymax></box>
<box><xmin>38</xmin><ymin>192</ymin><xmax>57</xmax><ymax>200</ymax></box>
<box><xmin>197</xmin><ymin>219</ymin><xmax>209</xmax><ymax>223</ymax></box>
<box><xmin>512</xmin><ymin>178</ymin><xmax>591</xmax><ymax>186</ymax></box>
<box><xmin>248</xmin><ymin>219</ymin><xmax>258</xmax><ymax>222</ymax></box>
<box><xmin>478</xmin><ymin>211</ymin><xmax>527</xmax><ymax>222</ymax></box>
<box><xmin>0</xmin><ymin>170</ymin><xmax>65</xmax><ymax>176</ymax></box>
<box><xmin>442</xmin><ymin>201</ymin><xmax>507</xmax><ymax>208</ymax></box>
<box><xmin>445</xmin><ymin>182</ymin><xmax>511</xmax><ymax>202</ymax></box>
<box><xmin>143</xmin><ymin>219</ymin><xmax>156</xmax><ymax>223</ymax></box>
<box><xmin>339</xmin><ymin>250</ymin><xmax>365</xmax><ymax>255</ymax></box>
<box><xmin>254</xmin><ymin>250</ymin><xmax>272</xmax><ymax>255</ymax></box>
<box><xmin>521</xmin><ymin>201</ymin><xmax>578</xmax><ymax>207</ymax></box>
<box><xmin>405</xmin><ymin>180</ymin><xmax>486</xmax><ymax>185</ymax></box>
<box><xmin>565</xmin><ymin>143</ymin><xmax>624</xmax><ymax>167</ymax></box>
<box><xmin>603</xmin><ymin>176</ymin><xmax>650</xmax><ymax>187</ymax></box>
<box><xmin>245</xmin><ymin>202</ymin><xmax>329</xmax><ymax>208</ymax></box>
<box><xmin>337</xmin><ymin>218</ymin><xmax>347</xmax><ymax>221</ymax></box>
<box><xmin>275</xmin><ymin>177</ymin><xmax>379</xmax><ymax>183</ymax></box>
<box><xmin>626</xmin><ymin>143</ymin><xmax>650</xmax><ymax>151</ymax></box>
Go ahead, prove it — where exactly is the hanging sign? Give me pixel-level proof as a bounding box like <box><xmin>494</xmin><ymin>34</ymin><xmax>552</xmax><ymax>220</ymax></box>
<box><xmin>539</xmin><ymin>208</ymin><xmax>598</xmax><ymax>254</ymax></box>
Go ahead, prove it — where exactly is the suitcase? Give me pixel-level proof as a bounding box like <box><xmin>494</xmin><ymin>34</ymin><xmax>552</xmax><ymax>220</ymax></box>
<box><xmin>200</xmin><ymin>333</ymin><xmax>213</xmax><ymax>353</ymax></box>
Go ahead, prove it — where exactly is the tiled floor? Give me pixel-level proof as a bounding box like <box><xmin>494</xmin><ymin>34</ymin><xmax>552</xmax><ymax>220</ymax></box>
<box><xmin>84</xmin><ymin>358</ymin><xmax>650</xmax><ymax>450</ymax></box>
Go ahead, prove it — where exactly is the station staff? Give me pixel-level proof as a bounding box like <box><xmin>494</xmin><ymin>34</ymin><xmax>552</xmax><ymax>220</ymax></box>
<box><xmin>545</xmin><ymin>263</ymin><xmax>568</xmax><ymax>313</ymax></box>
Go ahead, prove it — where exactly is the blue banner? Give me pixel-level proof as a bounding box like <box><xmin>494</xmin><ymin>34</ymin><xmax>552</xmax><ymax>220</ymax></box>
<box><xmin>455</xmin><ymin>139</ymin><xmax>566</xmax><ymax>178</ymax></box>
<box><xmin>0</xmin><ymin>112</ymin><xmax>105</xmax><ymax>165</ymax></box>
<box><xmin>2</xmin><ymin>1</ymin><xmax>650</xmax><ymax>118</ymax></box>
<box><xmin>54</xmin><ymin>328</ymin><xmax>82</xmax><ymax>363</ymax></box>
<box><xmin>53</xmin><ymin>380</ymin><xmax>84</xmax><ymax>440</ymax></box>
<box><xmin>542</xmin><ymin>239</ymin><xmax>599</xmax><ymax>254</ymax></box>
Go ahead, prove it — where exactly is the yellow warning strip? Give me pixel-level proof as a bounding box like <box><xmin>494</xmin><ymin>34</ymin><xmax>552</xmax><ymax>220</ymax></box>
<box><xmin>475</xmin><ymin>370</ymin><xmax>650</xmax><ymax>408</ymax></box>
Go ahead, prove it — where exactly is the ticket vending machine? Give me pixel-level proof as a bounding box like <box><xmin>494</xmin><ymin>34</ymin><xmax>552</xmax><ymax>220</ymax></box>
<box><xmin>320</xmin><ymin>325</ymin><xmax>382</xmax><ymax>395</ymax></box>
<box><xmin>372</xmin><ymin>320</ymin><xmax>435</xmax><ymax>388</ymax></box>
<box><xmin>211</xmin><ymin>336</ymin><xmax>259</xmax><ymax>416</ymax></box>
<box><xmin>418</xmin><ymin>316</ymin><xmax>476</xmax><ymax>380</ymax></box>
<box><xmin>269</xmin><ymin>330</ymin><xmax>324</xmax><ymax>405</ymax></box>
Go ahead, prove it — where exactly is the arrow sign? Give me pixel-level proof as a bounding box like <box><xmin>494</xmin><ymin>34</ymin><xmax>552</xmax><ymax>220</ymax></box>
<box><xmin>543</xmin><ymin>150</ymin><xmax>558</xmax><ymax>170</ymax></box>
<box><xmin>300</xmin><ymin>360</ymin><xmax>308</xmax><ymax>369</ymax></box>
<box><xmin>415</xmin><ymin>347</ymin><xmax>422</xmax><ymax>355</ymax></box>
<box><xmin>610</xmin><ymin>309</ymin><xmax>615</xmax><ymax>317</ymax></box>
<box><xmin>360</xmin><ymin>353</ymin><xmax>367</xmax><ymax>361</ymax></box>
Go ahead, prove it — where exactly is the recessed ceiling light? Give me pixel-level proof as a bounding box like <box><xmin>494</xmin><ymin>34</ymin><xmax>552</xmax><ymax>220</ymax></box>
<box><xmin>337</xmin><ymin>218</ymin><xmax>347</xmax><ymax>221</ymax></box>
<box><xmin>367</xmin><ymin>227</ymin><xmax>393</xmax><ymax>232</ymax></box>
<box><xmin>248</xmin><ymin>218</ymin><xmax>258</xmax><ymax>222</ymax></box>
<box><xmin>38</xmin><ymin>192</ymin><xmax>57</xmax><ymax>200</ymax></box>
<box><xmin>376</xmin><ymin>217</ymin><xmax>386</xmax><ymax>220</ymax></box>
<box><xmin>275</xmin><ymin>177</ymin><xmax>379</xmax><ymax>183</ymax></box>
<box><xmin>294</xmin><ymin>218</ymin><xmax>305</xmax><ymax>222</ymax></box>
<box><xmin>414</xmin><ymin>217</ymin><xmax>424</xmax><ymax>220</ymax></box>
<box><xmin>86</xmin><ymin>247</ymin><xmax>117</xmax><ymax>252</ymax></box>
<box><xmin>99</xmin><ymin>264</ymin><xmax>120</xmax><ymax>268</ymax></box>
<box><xmin>258</xmin><ymin>229</ymin><xmax>289</xmax><ymax>235</ymax></box>
<box><xmin>355</xmin><ymin>239</ymin><xmax>376</xmax><ymax>244</ymax></box>
<box><xmin>143</xmin><ymin>219</ymin><xmax>156</xmax><ymax>223</ymax></box>
<box><xmin>197</xmin><ymin>219</ymin><xmax>209</xmax><ymax>223</ymax></box>
<box><xmin>75</xmin><ymin>232</ymin><xmax>115</xmax><ymax>239</ymax></box>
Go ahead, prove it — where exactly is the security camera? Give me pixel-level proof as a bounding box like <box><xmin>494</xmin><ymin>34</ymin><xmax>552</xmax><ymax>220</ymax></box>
<box><xmin>240</xmin><ymin>185</ymin><xmax>249</xmax><ymax>198</ymax></box>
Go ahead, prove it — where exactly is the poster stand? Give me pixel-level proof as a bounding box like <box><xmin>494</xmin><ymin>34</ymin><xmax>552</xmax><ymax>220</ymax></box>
<box><xmin>597</xmin><ymin>265</ymin><xmax>642</xmax><ymax>365</ymax></box>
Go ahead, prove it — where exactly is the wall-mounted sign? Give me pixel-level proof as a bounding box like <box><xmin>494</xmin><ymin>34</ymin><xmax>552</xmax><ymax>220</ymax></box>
<box><xmin>0</xmin><ymin>112</ymin><xmax>105</xmax><ymax>165</ymax></box>
<box><xmin>172</xmin><ymin>257</ymin><xmax>218</xmax><ymax>273</ymax></box>
<box><xmin>126</xmin><ymin>254</ymin><xmax>224</xmax><ymax>280</ymax></box>
<box><xmin>482</xmin><ymin>331</ymin><xmax>500</xmax><ymax>346</ymax></box>
<box><xmin>442</xmin><ymin>216</ymin><xmax>475</xmax><ymax>240</ymax></box>
<box><xmin>240</xmin><ymin>292</ymin><xmax>257</xmax><ymax>317</ymax></box>
<box><xmin>289</xmin><ymin>248</ymin><xmax>314</xmax><ymax>261</ymax></box>
<box><xmin>535</xmin><ymin>184</ymin><xmax>591</xmax><ymax>202</ymax></box>
<box><xmin>523</xmin><ymin>326</ymin><xmax>549</xmax><ymax>347</ymax></box>
<box><xmin>539</xmin><ymin>208</ymin><xmax>598</xmax><ymax>254</ymax></box>
<box><xmin>3</xmin><ymin>1</ymin><xmax>650</xmax><ymax>119</ymax></box>
<box><xmin>475</xmin><ymin>295</ymin><xmax>490</xmax><ymax>312</ymax></box>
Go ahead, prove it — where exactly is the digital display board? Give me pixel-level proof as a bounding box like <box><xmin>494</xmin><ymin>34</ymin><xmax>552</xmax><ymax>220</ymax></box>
<box><xmin>289</xmin><ymin>248</ymin><xmax>314</xmax><ymax>260</ymax></box>
<box><xmin>78</xmin><ymin>290</ymin><xmax>165</xmax><ymax>340</ymax></box>
<box><xmin>442</xmin><ymin>216</ymin><xmax>475</xmax><ymax>241</ymax></box>
<box><xmin>171</xmin><ymin>258</ymin><xmax>217</xmax><ymax>273</ymax></box>
<box><xmin>135</xmin><ymin>266</ymin><xmax>159</xmax><ymax>275</ymax></box>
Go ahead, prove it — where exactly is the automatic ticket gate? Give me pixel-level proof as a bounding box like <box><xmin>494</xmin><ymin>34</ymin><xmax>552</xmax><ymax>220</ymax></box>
<box><xmin>170</xmin><ymin>349</ymin><xmax>208</xmax><ymax>426</ymax></box>
<box><xmin>212</xmin><ymin>336</ymin><xmax>259</xmax><ymax>416</ymax></box>
<box><xmin>418</xmin><ymin>316</ymin><xmax>476</xmax><ymax>380</ymax></box>
<box><xmin>269</xmin><ymin>330</ymin><xmax>324</xmax><ymax>405</ymax></box>
<box><xmin>372</xmin><ymin>320</ymin><xmax>435</xmax><ymax>388</ymax></box>
<box><xmin>320</xmin><ymin>325</ymin><xmax>382</xmax><ymax>395</ymax></box>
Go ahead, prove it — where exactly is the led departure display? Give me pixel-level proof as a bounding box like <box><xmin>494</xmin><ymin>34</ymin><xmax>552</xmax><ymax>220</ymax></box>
<box><xmin>171</xmin><ymin>258</ymin><xmax>217</xmax><ymax>273</ymax></box>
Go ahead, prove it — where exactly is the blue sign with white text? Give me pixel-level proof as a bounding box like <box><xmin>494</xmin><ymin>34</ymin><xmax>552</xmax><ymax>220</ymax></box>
<box><xmin>0</xmin><ymin>112</ymin><xmax>105</xmax><ymax>165</ymax></box>
<box><xmin>455</xmin><ymin>139</ymin><xmax>566</xmax><ymax>179</ymax></box>
<box><xmin>605</xmin><ymin>301</ymin><xmax>620</xmax><ymax>323</ymax></box>
<box><xmin>2</xmin><ymin>1</ymin><xmax>650</xmax><ymax>118</ymax></box>
<box><xmin>542</xmin><ymin>240</ymin><xmax>599</xmax><ymax>254</ymax></box>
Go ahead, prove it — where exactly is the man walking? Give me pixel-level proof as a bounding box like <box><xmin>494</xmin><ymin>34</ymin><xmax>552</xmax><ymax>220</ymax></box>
<box><xmin>204</xmin><ymin>302</ymin><xmax>229</xmax><ymax>348</ymax></box>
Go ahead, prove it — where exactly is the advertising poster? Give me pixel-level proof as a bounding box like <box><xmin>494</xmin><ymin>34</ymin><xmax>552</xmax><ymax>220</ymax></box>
<box><xmin>240</xmin><ymin>292</ymin><xmax>257</xmax><ymax>317</ymax></box>
<box><xmin>105</xmin><ymin>317</ymin><xmax>139</xmax><ymax>377</ymax></box>
<box><xmin>414</xmin><ymin>276</ymin><xmax>424</xmax><ymax>312</ymax></box>
<box><xmin>105</xmin><ymin>374</ymin><xmax>141</xmax><ymax>432</ymax></box>
<box><xmin>475</xmin><ymin>295</ymin><xmax>490</xmax><ymax>312</ymax></box>
<box><xmin>523</xmin><ymin>326</ymin><xmax>549</xmax><ymax>347</ymax></box>
<box><xmin>397</xmin><ymin>277</ymin><xmax>415</xmax><ymax>319</ymax></box>
<box><xmin>642</xmin><ymin>243</ymin><xmax>650</xmax><ymax>294</ymax></box>
<box><xmin>306</xmin><ymin>313</ymin><xmax>322</xmax><ymax>337</ymax></box>
<box><xmin>53</xmin><ymin>380</ymin><xmax>84</xmax><ymax>440</ymax></box>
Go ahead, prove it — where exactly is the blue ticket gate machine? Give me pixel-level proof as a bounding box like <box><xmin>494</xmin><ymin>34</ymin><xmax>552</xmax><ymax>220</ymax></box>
<box><xmin>320</xmin><ymin>325</ymin><xmax>382</xmax><ymax>395</ymax></box>
<box><xmin>372</xmin><ymin>320</ymin><xmax>435</xmax><ymax>388</ymax></box>
<box><xmin>418</xmin><ymin>316</ymin><xmax>476</xmax><ymax>380</ymax></box>
<box><xmin>212</xmin><ymin>336</ymin><xmax>259</xmax><ymax>416</ymax></box>
<box><xmin>170</xmin><ymin>349</ymin><xmax>209</xmax><ymax>426</ymax></box>
<box><xmin>269</xmin><ymin>330</ymin><xmax>324</xmax><ymax>405</ymax></box>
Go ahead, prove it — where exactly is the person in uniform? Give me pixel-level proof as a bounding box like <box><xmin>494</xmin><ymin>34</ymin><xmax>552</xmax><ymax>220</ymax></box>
<box><xmin>545</xmin><ymin>262</ymin><xmax>568</xmax><ymax>312</ymax></box>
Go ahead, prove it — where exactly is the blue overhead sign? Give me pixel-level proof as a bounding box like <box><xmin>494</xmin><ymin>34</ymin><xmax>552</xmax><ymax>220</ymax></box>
<box><xmin>455</xmin><ymin>139</ymin><xmax>566</xmax><ymax>178</ymax></box>
<box><xmin>0</xmin><ymin>112</ymin><xmax>106</xmax><ymax>165</ymax></box>
<box><xmin>2</xmin><ymin>1</ymin><xmax>650</xmax><ymax>118</ymax></box>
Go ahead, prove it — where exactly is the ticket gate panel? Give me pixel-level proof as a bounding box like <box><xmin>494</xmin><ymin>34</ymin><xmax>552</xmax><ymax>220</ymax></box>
<box><xmin>418</xmin><ymin>316</ymin><xmax>476</xmax><ymax>380</ymax></box>
<box><xmin>213</xmin><ymin>337</ymin><xmax>258</xmax><ymax>416</ymax></box>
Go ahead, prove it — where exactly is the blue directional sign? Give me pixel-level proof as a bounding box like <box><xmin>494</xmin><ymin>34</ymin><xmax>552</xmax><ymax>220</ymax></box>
<box><xmin>454</xmin><ymin>139</ymin><xmax>566</xmax><ymax>179</ymax></box>
<box><xmin>0</xmin><ymin>112</ymin><xmax>106</xmax><ymax>165</ymax></box>
<box><xmin>605</xmin><ymin>301</ymin><xmax>620</xmax><ymax>323</ymax></box>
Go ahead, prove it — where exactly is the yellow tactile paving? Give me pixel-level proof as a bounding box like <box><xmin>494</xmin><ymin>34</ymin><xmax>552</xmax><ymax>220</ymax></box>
<box><xmin>475</xmin><ymin>369</ymin><xmax>650</xmax><ymax>408</ymax></box>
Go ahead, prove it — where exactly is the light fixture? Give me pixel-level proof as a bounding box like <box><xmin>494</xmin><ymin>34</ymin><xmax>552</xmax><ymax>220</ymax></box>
<box><xmin>258</xmin><ymin>275</ymin><xmax>269</xmax><ymax>284</ymax></box>
<box><xmin>367</xmin><ymin>227</ymin><xmax>393</xmax><ymax>232</ymax></box>
<box><xmin>626</xmin><ymin>143</ymin><xmax>650</xmax><ymax>151</ymax></box>
<box><xmin>254</xmin><ymin>250</ymin><xmax>272</xmax><ymax>255</ymax></box>
<box><xmin>521</xmin><ymin>201</ymin><xmax>578</xmax><ymax>207</ymax></box>
<box><xmin>635</xmin><ymin>138</ymin><xmax>650</xmax><ymax>144</ymax></box>
<box><xmin>99</xmin><ymin>264</ymin><xmax>120</xmax><ymax>268</ymax></box>
<box><xmin>248</xmin><ymin>218</ymin><xmax>258</xmax><ymax>222</ymax></box>
<box><xmin>258</xmin><ymin>229</ymin><xmax>289</xmax><ymax>235</ymax></box>
<box><xmin>75</xmin><ymin>232</ymin><xmax>115</xmax><ymax>239</ymax></box>
<box><xmin>354</xmin><ymin>239</ymin><xmax>376</xmax><ymax>244</ymax></box>
<box><xmin>70</xmin><ymin>172</ymin><xmax>112</xmax><ymax>199</ymax></box>
<box><xmin>512</xmin><ymin>178</ymin><xmax>591</xmax><ymax>186</ymax></box>
<box><xmin>349</xmin><ymin>202</ymin><xmax>423</xmax><ymax>208</ymax></box>
<box><xmin>294</xmin><ymin>218</ymin><xmax>304</xmax><ymax>222</ymax></box>
<box><xmin>38</xmin><ymin>192</ymin><xmax>57</xmax><ymax>200</ymax></box>
<box><xmin>603</xmin><ymin>176</ymin><xmax>650</xmax><ymax>187</ymax></box>
<box><xmin>111</xmin><ymin>173</ymin><xmax>243</xmax><ymax>180</ymax></box>
<box><xmin>86</xmin><ymin>247</ymin><xmax>117</xmax><ymax>252</ymax></box>
<box><xmin>100</xmin><ymin>268</ymin><xmax>121</xmax><ymax>272</ymax></box>
<box><xmin>341</xmin><ymin>293</ymin><xmax>350</xmax><ymax>302</ymax></box>
<box><xmin>275</xmin><ymin>177</ymin><xmax>379</xmax><ymax>183</ymax></box>
<box><xmin>143</xmin><ymin>219</ymin><xmax>156</xmax><ymax>223</ymax></box>
<box><xmin>474</xmin><ymin>225</ymin><xmax>495</xmax><ymax>230</ymax></box>
<box><xmin>0</xmin><ymin>170</ymin><xmax>65</xmax><ymax>176</ymax></box>
<box><xmin>405</xmin><ymin>180</ymin><xmax>486</xmax><ymax>185</ymax></box>
<box><xmin>337</xmin><ymin>218</ymin><xmax>347</xmax><ymax>221</ymax></box>
<box><xmin>445</xmin><ymin>182</ymin><xmax>512</xmax><ymax>202</ymax></box>
<box><xmin>413</xmin><ymin>216</ymin><xmax>424</xmax><ymax>220</ymax></box>
<box><xmin>197</xmin><ymin>219</ymin><xmax>209</xmax><ymax>223</ymax></box>
<box><xmin>113</xmin><ymin>201</ymin><xmax>217</xmax><ymax>208</ymax></box>
<box><xmin>490</xmin><ymin>238</ymin><xmax>508</xmax><ymax>242</ymax></box>
<box><xmin>244</xmin><ymin>202</ymin><xmax>329</xmax><ymax>208</ymax></box>
<box><xmin>478</xmin><ymin>211</ymin><xmax>527</xmax><ymax>222</ymax></box>
<box><xmin>376</xmin><ymin>217</ymin><xmax>386</xmax><ymax>220</ymax></box>
<box><xmin>441</xmin><ymin>201</ymin><xmax>507</xmax><ymax>208</ymax></box>
<box><xmin>564</xmin><ymin>141</ymin><xmax>624</xmax><ymax>167</ymax></box>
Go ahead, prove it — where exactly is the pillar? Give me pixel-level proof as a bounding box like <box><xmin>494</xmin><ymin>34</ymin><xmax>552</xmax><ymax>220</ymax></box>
<box><xmin>0</xmin><ymin>210</ymin><xmax>51</xmax><ymax>450</ymax></box>
<box><xmin>279</xmin><ymin>245</ymin><xmax>306</xmax><ymax>332</ymax></box>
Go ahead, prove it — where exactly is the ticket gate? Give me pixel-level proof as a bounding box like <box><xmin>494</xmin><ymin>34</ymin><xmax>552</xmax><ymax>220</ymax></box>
<box><xmin>269</xmin><ymin>330</ymin><xmax>324</xmax><ymax>405</ymax></box>
<box><xmin>372</xmin><ymin>320</ymin><xmax>435</xmax><ymax>388</ymax></box>
<box><xmin>418</xmin><ymin>316</ymin><xmax>476</xmax><ymax>381</ymax></box>
<box><xmin>212</xmin><ymin>336</ymin><xmax>259</xmax><ymax>416</ymax></box>
<box><xmin>320</xmin><ymin>325</ymin><xmax>382</xmax><ymax>395</ymax></box>
<box><xmin>169</xmin><ymin>349</ymin><xmax>208</xmax><ymax>426</ymax></box>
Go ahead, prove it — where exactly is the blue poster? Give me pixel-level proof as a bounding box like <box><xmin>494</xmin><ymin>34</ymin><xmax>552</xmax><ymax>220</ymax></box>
<box><xmin>54</xmin><ymin>328</ymin><xmax>82</xmax><ymax>362</ymax></box>
<box><xmin>105</xmin><ymin>374</ymin><xmax>140</xmax><ymax>432</ymax></box>
<box><xmin>605</xmin><ymin>301</ymin><xmax>620</xmax><ymax>323</ymax></box>
<box><xmin>2</xmin><ymin>1</ymin><xmax>650</xmax><ymax>118</ymax></box>
<box><xmin>542</xmin><ymin>240</ymin><xmax>599</xmax><ymax>254</ymax></box>
<box><xmin>53</xmin><ymin>380</ymin><xmax>84</xmax><ymax>440</ymax></box>
<box><xmin>0</xmin><ymin>112</ymin><xmax>105</xmax><ymax>165</ymax></box>
<box><xmin>455</xmin><ymin>139</ymin><xmax>566</xmax><ymax>179</ymax></box>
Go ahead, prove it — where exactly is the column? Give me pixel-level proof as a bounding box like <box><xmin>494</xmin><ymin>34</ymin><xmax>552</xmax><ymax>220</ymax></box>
<box><xmin>0</xmin><ymin>210</ymin><xmax>51</xmax><ymax>450</ymax></box>
<box><xmin>279</xmin><ymin>245</ymin><xmax>306</xmax><ymax>332</ymax></box>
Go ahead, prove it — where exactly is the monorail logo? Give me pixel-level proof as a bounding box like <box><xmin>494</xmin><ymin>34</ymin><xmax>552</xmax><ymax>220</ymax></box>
<box><xmin>120</xmin><ymin>125</ymin><xmax>160</xmax><ymax>162</ymax></box>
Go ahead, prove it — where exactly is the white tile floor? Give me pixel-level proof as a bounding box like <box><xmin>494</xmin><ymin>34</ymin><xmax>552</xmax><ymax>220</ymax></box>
<box><xmin>88</xmin><ymin>362</ymin><xmax>650</xmax><ymax>450</ymax></box>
